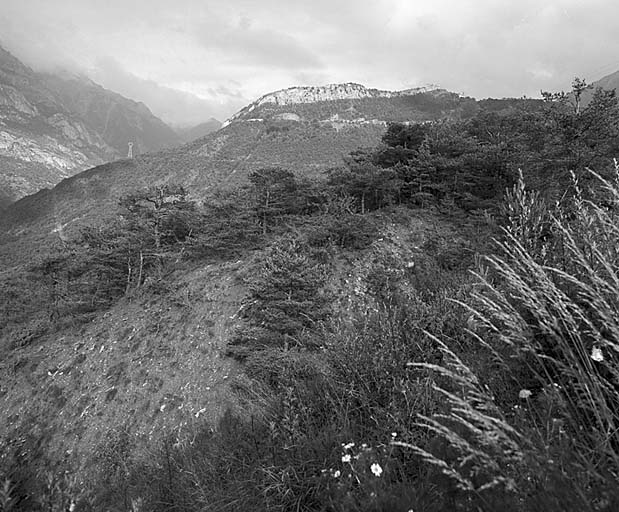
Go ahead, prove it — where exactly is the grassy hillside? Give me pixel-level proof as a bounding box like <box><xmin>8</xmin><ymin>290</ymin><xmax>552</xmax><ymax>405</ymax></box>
<box><xmin>2</xmin><ymin>79</ymin><xmax>619</xmax><ymax>511</ymax></box>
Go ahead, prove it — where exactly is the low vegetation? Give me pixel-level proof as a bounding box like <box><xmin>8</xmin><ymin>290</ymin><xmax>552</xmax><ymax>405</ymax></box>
<box><xmin>2</xmin><ymin>79</ymin><xmax>619</xmax><ymax>511</ymax></box>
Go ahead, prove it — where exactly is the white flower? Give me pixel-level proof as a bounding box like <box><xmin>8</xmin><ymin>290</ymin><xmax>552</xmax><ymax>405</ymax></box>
<box><xmin>518</xmin><ymin>389</ymin><xmax>532</xmax><ymax>400</ymax></box>
<box><xmin>591</xmin><ymin>346</ymin><xmax>604</xmax><ymax>362</ymax></box>
<box><xmin>332</xmin><ymin>470</ymin><xmax>341</xmax><ymax>478</ymax></box>
<box><xmin>343</xmin><ymin>442</ymin><xmax>355</xmax><ymax>450</ymax></box>
<box><xmin>370</xmin><ymin>463</ymin><xmax>383</xmax><ymax>477</ymax></box>
<box><xmin>391</xmin><ymin>432</ymin><xmax>397</xmax><ymax>438</ymax></box>
<box><xmin>341</xmin><ymin>454</ymin><xmax>352</xmax><ymax>463</ymax></box>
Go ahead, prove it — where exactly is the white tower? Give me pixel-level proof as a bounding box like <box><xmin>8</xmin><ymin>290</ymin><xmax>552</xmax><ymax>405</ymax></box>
<box><xmin>128</xmin><ymin>142</ymin><xmax>134</xmax><ymax>159</ymax></box>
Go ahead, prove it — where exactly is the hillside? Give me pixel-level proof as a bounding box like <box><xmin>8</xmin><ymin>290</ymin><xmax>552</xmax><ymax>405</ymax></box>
<box><xmin>0</xmin><ymin>84</ymin><xmax>481</xmax><ymax>262</ymax></box>
<box><xmin>0</xmin><ymin>46</ymin><xmax>180</xmax><ymax>205</ymax></box>
<box><xmin>0</xmin><ymin>258</ymin><xmax>245</xmax><ymax>479</ymax></box>
<box><xmin>41</xmin><ymin>72</ymin><xmax>181</xmax><ymax>156</ymax></box>
<box><xmin>2</xmin><ymin>75</ymin><xmax>619</xmax><ymax>510</ymax></box>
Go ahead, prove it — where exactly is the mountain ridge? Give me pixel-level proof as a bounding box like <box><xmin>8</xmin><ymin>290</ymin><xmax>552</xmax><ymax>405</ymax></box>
<box><xmin>224</xmin><ymin>82</ymin><xmax>446</xmax><ymax>125</ymax></box>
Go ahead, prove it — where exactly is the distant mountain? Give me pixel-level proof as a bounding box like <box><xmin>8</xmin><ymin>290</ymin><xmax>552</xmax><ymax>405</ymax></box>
<box><xmin>224</xmin><ymin>82</ymin><xmax>447</xmax><ymax>125</ymax></box>
<box><xmin>0</xmin><ymin>46</ymin><xmax>180</xmax><ymax>205</ymax></box>
<box><xmin>174</xmin><ymin>118</ymin><xmax>222</xmax><ymax>143</ymax></box>
<box><xmin>41</xmin><ymin>72</ymin><xmax>181</xmax><ymax>155</ymax></box>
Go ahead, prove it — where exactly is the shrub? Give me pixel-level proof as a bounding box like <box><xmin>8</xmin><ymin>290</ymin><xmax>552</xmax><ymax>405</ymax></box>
<box><xmin>188</xmin><ymin>190</ymin><xmax>263</xmax><ymax>260</ymax></box>
<box><xmin>228</xmin><ymin>238</ymin><xmax>331</xmax><ymax>362</ymax></box>
<box><xmin>301</xmin><ymin>196</ymin><xmax>380</xmax><ymax>250</ymax></box>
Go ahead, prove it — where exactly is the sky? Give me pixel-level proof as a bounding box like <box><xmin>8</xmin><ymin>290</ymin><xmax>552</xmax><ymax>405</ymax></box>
<box><xmin>2</xmin><ymin>0</ymin><xmax>619</xmax><ymax>126</ymax></box>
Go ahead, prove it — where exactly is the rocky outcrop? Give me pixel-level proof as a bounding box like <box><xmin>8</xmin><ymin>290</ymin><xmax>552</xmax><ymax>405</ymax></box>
<box><xmin>224</xmin><ymin>83</ymin><xmax>444</xmax><ymax>125</ymax></box>
<box><xmin>0</xmin><ymin>84</ymin><xmax>38</xmax><ymax>116</ymax></box>
<box><xmin>0</xmin><ymin>130</ymin><xmax>97</xmax><ymax>169</ymax></box>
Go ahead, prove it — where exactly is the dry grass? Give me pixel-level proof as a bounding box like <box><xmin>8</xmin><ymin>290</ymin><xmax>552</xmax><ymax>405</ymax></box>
<box><xmin>398</xmin><ymin>163</ymin><xmax>619</xmax><ymax>510</ymax></box>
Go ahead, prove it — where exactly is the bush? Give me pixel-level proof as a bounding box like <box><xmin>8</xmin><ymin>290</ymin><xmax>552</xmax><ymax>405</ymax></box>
<box><xmin>188</xmin><ymin>190</ymin><xmax>263</xmax><ymax>260</ymax></box>
<box><xmin>301</xmin><ymin>196</ymin><xmax>380</xmax><ymax>250</ymax></box>
<box><xmin>228</xmin><ymin>238</ymin><xmax>331</xmax><ymax>362</ymax></box>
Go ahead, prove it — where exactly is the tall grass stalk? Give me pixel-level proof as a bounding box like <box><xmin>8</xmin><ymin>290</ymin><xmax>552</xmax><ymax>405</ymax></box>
<box><xmin>401</xmin><ymin>165</ymin><xmax>619</xmax><ymax>509</ymax></box>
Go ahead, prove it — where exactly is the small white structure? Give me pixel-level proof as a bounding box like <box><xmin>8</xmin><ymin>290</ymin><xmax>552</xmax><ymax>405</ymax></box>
<box><xmin>128</xmin><ymin>142</ymin><xmax>134</xmax><ymax>158</ymax></box>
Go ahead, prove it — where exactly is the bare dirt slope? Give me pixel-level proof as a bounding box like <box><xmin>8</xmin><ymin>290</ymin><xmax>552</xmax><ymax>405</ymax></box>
<box><xmin>0</xmin><ymin>260</ymin><xmax>246</xmax><ymax>472</ymax></box>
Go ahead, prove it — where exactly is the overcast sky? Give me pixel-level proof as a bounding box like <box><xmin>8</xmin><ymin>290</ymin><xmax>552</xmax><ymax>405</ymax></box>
<box><xmin>2</xmin><ymin>0</ymin><xmax>619</xmax><ymax>125</ymax></box>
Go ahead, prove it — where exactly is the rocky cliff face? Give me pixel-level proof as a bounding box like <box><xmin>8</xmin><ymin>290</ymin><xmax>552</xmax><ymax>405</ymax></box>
<box><xmin>0</xmin><ymin>46</ymin><xmax>180</xmax><ymax>205</ymax></box>
<box><xmin>225</xmin><ymin>82</ymin><xmax>444</xmax><ymax>124</ymax></box>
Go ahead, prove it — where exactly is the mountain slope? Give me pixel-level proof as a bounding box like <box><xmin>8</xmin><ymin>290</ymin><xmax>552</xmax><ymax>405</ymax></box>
<box><xmin>0</xmin><ymin>84</ymin><xmax>479</xmax><ymax>247</ymax></box>
<box><xmin>0</xmin><ymin>258</ymin><xmax>244</xmax><ymax>480</ymax></box>
<box><xmin>42</xmin><ymin>72</ymin><xmax>181</xmax><ymax>155</ymax></box>
<box><xmin>0</xmin><ymin>46</ymin><xmax>180</xmax><ymax>205</ymax></box>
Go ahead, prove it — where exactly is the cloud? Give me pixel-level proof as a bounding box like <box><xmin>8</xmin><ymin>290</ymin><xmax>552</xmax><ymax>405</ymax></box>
<box><xmin>192</xmin><ymin>16</ymin><xmax>323</xmax><ymax>70</ymax></box>
<box><xmin>2</xmin><ymin>0</ymin><xmax>619</xmax><ymax>122</ymax></box>
<box><xmin>90</xmin><ymin>57</ymin><xmax>247</xmax><ymax>125</ymax></box>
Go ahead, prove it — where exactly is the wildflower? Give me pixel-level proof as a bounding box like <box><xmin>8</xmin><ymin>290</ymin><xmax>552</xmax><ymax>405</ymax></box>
<box><xmin>341</xmin><ymin>454</ymin><xmax>352</xmax><ymax>463</ymax></box>
<box><xmin>591</xmin><ymin>346</ymin><xmax>604</xmax><ymax>362</ymax></box>
<box><xmin>343</xmin><ymin>442</ymin><xmax>355</xmax><ymax>450</ymax></box>
<box><xmin>391</xmin><ymin>432</ymin><xmax>397</xmax><ymax>438</ymax></box>
<box><xmin>370</xmin><ymin>463</ymin><xmax>383</xmax><ymax>477</ymax></box>
<box><xmin>332</xmin><ymin>470</ymin><xmax>341</xmax><ymax>478</ymax></box>
<box><xmin>518</xmin><ymin>389</ymin><xmax>532</xmax><ymax>400</ymax></box>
